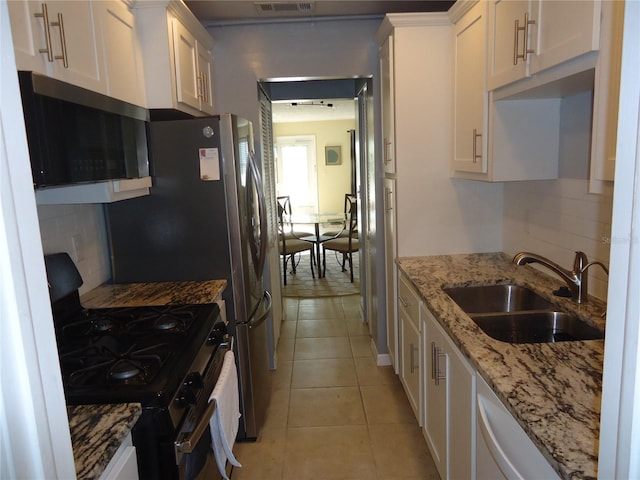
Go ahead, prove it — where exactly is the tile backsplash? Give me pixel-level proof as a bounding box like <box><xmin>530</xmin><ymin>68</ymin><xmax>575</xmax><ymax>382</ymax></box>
<box><xmin>502</xmin><ymin>90</ymin><xmax>613</xmax><ymax>302</ymax></box>
<box><xmin>502</xmin><ymin>179</ymin><xmax>613</xmax><ymax>302</ymax></box>
<box><xmin>37</xmin><ymin>204</ymin><xmax>111</xmax><ymax>294</ymax></box>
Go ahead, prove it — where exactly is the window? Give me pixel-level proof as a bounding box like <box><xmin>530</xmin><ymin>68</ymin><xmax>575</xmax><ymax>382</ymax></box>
<box><xmin>276</xmin><ymin>135</ymin><xmax>318</xmax><ymax>213</ymax></box>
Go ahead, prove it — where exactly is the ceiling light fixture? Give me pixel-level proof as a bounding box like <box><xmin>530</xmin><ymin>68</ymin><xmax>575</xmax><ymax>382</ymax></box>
<box><xmin>290</xmin><ymin>100</ymin><xmax>334</xmax><ymax>108</ymax></box>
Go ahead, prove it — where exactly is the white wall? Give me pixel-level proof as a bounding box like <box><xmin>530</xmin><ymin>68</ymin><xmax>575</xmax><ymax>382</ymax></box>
<box><xmin>37</xmin><ymin>204</ymin><xmax>111</xmax><ymax>294</ymax></box>
<box><xmin>503</xmin><ymin>91</ymin><xmax>613</xmax><ymax>301</ymax></box>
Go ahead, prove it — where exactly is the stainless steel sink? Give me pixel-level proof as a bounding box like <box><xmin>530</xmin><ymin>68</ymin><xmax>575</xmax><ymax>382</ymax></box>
<box><xmin>443</xmin><ymin>284</ymin><xmax>604</xmax><ymax>343</ymax></box>
<box><xmin>443</xmin><ymin>284</ymin><xmax>554</xmax><ymax>313</ymax></box>
<box><xmin>471</xmin><ymin>311</ymin><xmax>605</xmax><ymax>344</ymax></box>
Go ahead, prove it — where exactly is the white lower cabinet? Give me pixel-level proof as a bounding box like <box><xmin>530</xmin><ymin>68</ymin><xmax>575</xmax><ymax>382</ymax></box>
<box><xmin>99</xmin><ymin>433</ymin><xmax>138</xmax><ymax>480</ymax></box>
<box><xmin>397</xmin><ymin>276</ymin><xmax>560</xmax><ymax>480</ymax></box>
<box><xmin>476</xmin><ymin>375</ymin><xmax>559</xmax><ymax>480</ymax></box>
<box><xmin>422</xmin><ymin>305</ymin><xmax>475</xmax><ymax>480</ymax></box>
<box><xmin>398</xmin><ymin>272</ymin><xmax>422</xmax><ymax>424</ymax></box>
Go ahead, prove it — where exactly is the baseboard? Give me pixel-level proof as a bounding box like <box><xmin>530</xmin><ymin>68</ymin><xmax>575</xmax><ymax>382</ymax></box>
<box><xmin>376</xmin><ymin>353</ymin><xmax>392</xmax><ymax>366</ymax></box>
<box><xmin>369</xmin><ymin>337</ymin><xmax>392</xmax><ymax>366</ymax></box>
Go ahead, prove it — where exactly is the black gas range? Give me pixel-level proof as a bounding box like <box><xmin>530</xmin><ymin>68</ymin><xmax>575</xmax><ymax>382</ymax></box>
<box><xmin>46</xmin><ymin>253</ymin><xmax>230</xmax><ymax>480</ymax></box>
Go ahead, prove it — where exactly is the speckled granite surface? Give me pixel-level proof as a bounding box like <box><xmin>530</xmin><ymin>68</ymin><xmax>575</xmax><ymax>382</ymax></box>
<box><xmin>397</xmin><ymin>252</ymin><xmax>606</xmax><ymax>480</ymax></box>
<box><xmin>68</xmin><ymin>403</ymin><xmax>141</xmax><ymax>480</ymax></box>
<box><xmin>80</xmin><ymin>279</ymin><xmax>227</xmax><ymax>308</ymax></box>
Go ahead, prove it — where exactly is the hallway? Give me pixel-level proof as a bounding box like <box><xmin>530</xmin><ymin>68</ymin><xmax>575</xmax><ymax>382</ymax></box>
<box><xmin>232</xmin><ymin>295</ymin><xmax>439</xmax><ymax>480</ymax></box>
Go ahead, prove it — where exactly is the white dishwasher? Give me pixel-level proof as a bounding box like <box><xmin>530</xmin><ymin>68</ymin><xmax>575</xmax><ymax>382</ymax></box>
<box><xmin>476</xmin><ymin>375</ymin><xmax>560</xmax><ymax>480</ymax></box>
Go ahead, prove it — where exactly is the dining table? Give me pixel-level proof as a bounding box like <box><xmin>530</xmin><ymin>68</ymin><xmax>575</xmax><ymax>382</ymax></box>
<box><xmin>287</xmin><ymin>212</ymin><xmax>346</xmax><ymax>277</ymax></box>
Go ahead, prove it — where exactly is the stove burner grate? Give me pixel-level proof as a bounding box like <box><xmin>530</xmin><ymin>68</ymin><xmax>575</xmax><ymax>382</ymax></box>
<box><xmin>126</xmin><ymin>305</ymin><xmax>197</xmax><ymax>334</ymax></box>
<box><xmin>61</xmin><ymin>340</ymin><xmax>171</xmax><ymax>387</ymax></box>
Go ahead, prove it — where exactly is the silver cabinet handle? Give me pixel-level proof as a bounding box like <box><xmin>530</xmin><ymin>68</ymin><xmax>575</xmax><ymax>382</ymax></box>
<box><xmin>385</xmin><ymin>187</ymin><xmax>393</xmax><ymax>212</ymax></box>
<box><xmin>410</xmin><ymin>343</ymin><xmax>418</xmax><ymax>374</ymax></box>
<box><xmin>472</xmin><ymin>129</ymin><xmax>482</xmax><ymax>163</ymax></box>
<box><xmin>384</xmin><ymin>139</ymin><xmax>393</xmax><ymax>164</ymax></box>
<box><xmin>514</xmin><ymin>12</ymin><xmax>535</xmax><ymax>65</ymax></box>
<box><xmin>431</xmin><ymin>341</ymin><xmax>446</xmax><ymax>385</ymax></box>
<box><xmin>399</xmin><ymin>295</ymin><xmax>409</xmax><ymax>308</ymax></box>
<box><xmin>34</xmin><ymin>3</ymin><xmax>54</xmax><ymax>62</ymax></box>
<box><xmin>50</xmin><ymin>12</ymin><xmax>68</xmax><ymax>68</ymax></box>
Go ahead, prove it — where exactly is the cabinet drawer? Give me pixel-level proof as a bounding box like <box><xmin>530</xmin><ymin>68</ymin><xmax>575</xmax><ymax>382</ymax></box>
<box><xmin>398</xmin><ymin>274</ymin><xmax>420</xmax><ymax>327</ymax></box>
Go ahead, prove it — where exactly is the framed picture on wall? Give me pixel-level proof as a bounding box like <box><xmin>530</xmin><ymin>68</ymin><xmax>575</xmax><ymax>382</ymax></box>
<box><xmin>325</xmin><ymin>146</ymin><xmax>342</xmax><ymax>165</ymax></box>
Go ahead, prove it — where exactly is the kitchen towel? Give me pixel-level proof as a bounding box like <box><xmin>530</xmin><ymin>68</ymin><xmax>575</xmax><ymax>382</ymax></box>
<box><xmin>209</xmin><ymin>350</ymin><xmax>242</xmax><ymax>480</ymax></box>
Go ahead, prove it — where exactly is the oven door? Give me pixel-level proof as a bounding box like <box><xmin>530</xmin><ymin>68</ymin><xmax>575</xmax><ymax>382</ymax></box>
<box><xmin>174</xmin><ymin>341</ymin><xmax>232</xmax><ymax>480</ymax></box>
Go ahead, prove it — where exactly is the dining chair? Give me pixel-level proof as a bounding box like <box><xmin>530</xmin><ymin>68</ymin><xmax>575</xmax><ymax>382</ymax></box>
<box><xmin>323</xmin><ymin>193</ymin><xmax>358</xmax><ymax>239</ymax></box>
<box><xmin>277</xmin><ymin>196</ymin><xmax>314</xmax><ymax>240</ymax></box>
<box><xmin>322</xmin><ymin>198</ymin><xmax>359</xmax><ymax>282</ymax></box>
<box><xmin>277</xmin><ymin>196</ymin><xmax>315</xmax><ymax>285</ymax></box>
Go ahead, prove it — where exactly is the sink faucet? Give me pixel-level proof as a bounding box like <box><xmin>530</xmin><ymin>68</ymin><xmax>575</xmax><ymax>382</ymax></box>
<box><xmin>512</xmin><ymin>251</ymin><xmax>609</xmax><ymax>304</ymax></box>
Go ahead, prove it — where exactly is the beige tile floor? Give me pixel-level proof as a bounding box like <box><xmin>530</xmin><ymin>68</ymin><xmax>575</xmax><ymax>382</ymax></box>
<box><xmin>231</xmin><ymin>295</ymin><xmax>440</xmax><ymax>480</ymax></box>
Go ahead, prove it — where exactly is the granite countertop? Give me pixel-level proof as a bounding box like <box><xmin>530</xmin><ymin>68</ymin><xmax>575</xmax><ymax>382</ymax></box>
<box><xmin>80</xmin><ymin>279</ymin><xmax>227</xmax><ymax>308</ymax></box>
<box><xmin>397</xmin><ymin>252</ymin><xmax>606</xmax><ymax>480</ymax></box>
<box><xmin>70</xmin><ymin>279</ymin><xmax>227</xmax><ymax>479</ymax></box>
<box><xmin>68</xmin><ymin>403</ymin><xmax>142</xmax><ymax>480</ymax></box>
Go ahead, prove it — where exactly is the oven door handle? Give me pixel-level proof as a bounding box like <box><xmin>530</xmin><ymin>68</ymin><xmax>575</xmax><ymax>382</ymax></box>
<box><xmin>174</xmin><ymin>339</ymin><xmax>234</xmax><ymax>459</ymax></box>
<box><xmin>174</xmin><ymin>400</ymin><xmax>217</xmax><ymax>457</ymax></box>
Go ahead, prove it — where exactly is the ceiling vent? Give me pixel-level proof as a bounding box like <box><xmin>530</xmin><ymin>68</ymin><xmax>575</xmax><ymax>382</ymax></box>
<box><xmin>255</xmin><ymin>2</ymin><xmax>315</xmax><ymax>14</ymax></box>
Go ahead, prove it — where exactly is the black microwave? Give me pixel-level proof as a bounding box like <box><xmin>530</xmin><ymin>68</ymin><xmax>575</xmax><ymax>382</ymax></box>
<box><xmin>18</xmin><ymin>71</ymin><xmax>150</xmax><ymax>188</ymax></box>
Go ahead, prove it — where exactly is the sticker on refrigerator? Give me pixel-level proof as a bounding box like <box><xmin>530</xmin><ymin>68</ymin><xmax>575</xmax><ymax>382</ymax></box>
<box><xmin>199</xmin><ymin>148</ymin><xmax>220</xmax><ymax>181</ymax></box>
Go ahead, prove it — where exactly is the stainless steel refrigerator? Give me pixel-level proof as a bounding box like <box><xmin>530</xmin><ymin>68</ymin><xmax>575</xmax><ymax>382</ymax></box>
<box><xmin>106</xmin><ymin>113</ymin><xmax>271</xmax><ymax>440</ymax></box>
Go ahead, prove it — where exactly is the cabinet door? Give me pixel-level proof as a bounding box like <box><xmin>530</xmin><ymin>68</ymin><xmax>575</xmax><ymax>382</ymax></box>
<box><xmin>529</xmin><ymin>0</ymin><xmax>601</xmax><ymax>75</ymax></box>
<box><xmin>453</xmin><ymin>1</ymin><xmax>488</xmax><ymax>174</ymax></box>
<box><xmin>423</xmin><ymin>309</ymin><xmax>448</xmax><ymax>478</ymax></box>
<box><xmin>447</xmin><ymin>329</ymin><xmax>475</xmax><ymax>480</ymax></box>
<box><xmin>46</xmin><ymin>1</ymin><xmax>104</xmax><ymax>93</ymax></box>
<box><xmin>400</xmin><ymin>310</ymin><xmax>421</xmax><ymax>423</ymax></box>
<box><xmin>7</xmin><ymin>0</ymin><xmax>50</xmax><ymax>74</ymax></box>
<box><xmin>197</xmin><ymin>44</ymin><xmax>215</xmax><ymax>114</ymax></box>
<box><xmin>95</xmin><ymin>1</ymin><xmax>146</xmax><ymax>106</ymax></box>
<box><xmin>172</xmin><ymin>18</ymin><xmax>201</xmax><ymax>111</ymax></box>
<box><xmin>590</xmin><ymin>0</ymin><xmax>623</xmax><ymax>188</ymax></box>
<box><xmin>384</xmin><ymin>178</ymin><xmax>397</xmax><ymax>372</ymax></box>
<box><xmin>487</xmin><ymin>0</ymin><xmax>530</xmax><ymax>90</ymax></box>
<box><xmin>99</xmin><ymin>434</ymin><xmax>139</xmax><ymax>480</ymax></box>
<box><xmin>398</xmin><ymin>273</ymin><xmax>421</xmax><ymax>423</ymax></box>
<box><xmin>380</xmin><ymin>35</ymin><xmax>395</xmax><ymax>175</ymax></box>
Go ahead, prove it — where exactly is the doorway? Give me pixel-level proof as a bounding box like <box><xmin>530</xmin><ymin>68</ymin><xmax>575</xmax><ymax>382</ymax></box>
<box><xmin>275</xmin><ymin>135</ymin><xmax>319</xmax><ymax>214</ymax></box>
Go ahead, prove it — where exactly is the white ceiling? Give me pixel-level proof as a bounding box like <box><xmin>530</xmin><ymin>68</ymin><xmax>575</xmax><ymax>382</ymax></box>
<box><xmin>184</xmin><ymin>1</ymin><xmax>454</xmax><ymax>24</ymax></box>
<box><xmin>271</xmin><ymin>98</ymin><xmax>356</xmax><ymax>123</ymax></box>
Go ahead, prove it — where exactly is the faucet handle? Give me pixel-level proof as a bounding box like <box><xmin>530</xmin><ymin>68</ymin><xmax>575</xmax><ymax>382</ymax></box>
<box><xmin>573</xmin><ymin>251</ymin><xmax>588</xmax><ymax>272</ymax></box>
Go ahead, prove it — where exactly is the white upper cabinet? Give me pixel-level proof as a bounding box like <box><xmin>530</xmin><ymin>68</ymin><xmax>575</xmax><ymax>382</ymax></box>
<box><xmin>487</xmin><ymin>0</ymin><xmax>529</xmax><ymax>89</ymax></box>
<box><xmin>8</xmin><ymin>1</ymin><xmax>50</xmax><ymax>74</ymax></box>
<box><xmin>8</xmin><ymin>0</ymin><xmax>104</xmax><ymax>93</ymax></box>
<box><xmin>173</xmin><ymin>19</ymin><xmax>215</xmax><ymax>114</ymax></box>
<box><xmin>488</xmin><ymin>0</ymin><xmax>601</xmax><ymax>91</ymax></box>
<box><xmin>590</xmin><ymin>0</ymin><xmax>623</xmax><ymax>190</ymax></box>
<box><xmin>134</xmin><ymin>1</ymin><xmax>215</xmax><ymax>117</ymax></box>
<box><xmin>196</xmin><ymin>41</ymin><xmax>215</xmax><ymax>114</ymax></box>
<box><xmin>452</xmin><ymin>1</ymin><xmax>488</xmax><ymax>174</ymax></box>
<box><xmin>94</xmin><ymin>1</ymin><xmax>146</xmax><ymax>106</ymax></box>
<box><xmin>9</xmin><ymin>0</ymin><xmax>147</xmax><ymax>107</ymax></box>
<box><xmin>529</xmin><ymin>1</ymin><xmax>600</xmax><ymax>76</ymax></box>
<box><xmin>380</xmin><ymin>34</ymin><xmax>396</xmax><ymax>175</ymax></box>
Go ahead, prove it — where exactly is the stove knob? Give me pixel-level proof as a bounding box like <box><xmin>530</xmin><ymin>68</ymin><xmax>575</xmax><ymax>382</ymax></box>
<box><xmin>175</xmin><ymin>389</ymin><xmax>197</xmax><ymax>408</ymax></box>
<box><xmin>184</xmin><ymin>372</ymin><xmax>204</xmax><ymax>389</ymax></box>
<box><xmin>175</xmin><ymin>372</ymin><xmax>204</xmax><ymax>408</ymax></box>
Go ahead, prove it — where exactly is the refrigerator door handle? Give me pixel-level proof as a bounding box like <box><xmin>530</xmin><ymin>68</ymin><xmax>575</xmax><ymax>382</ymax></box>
<box><xmin>248</xmin><ymin>150</ymin><xmax>268</xmax><ymax>279</ymax></box>
<box><xmin>249</xmin><ymin>290</ymin><xmax>272</xmax><ymax>329</ymax></box>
